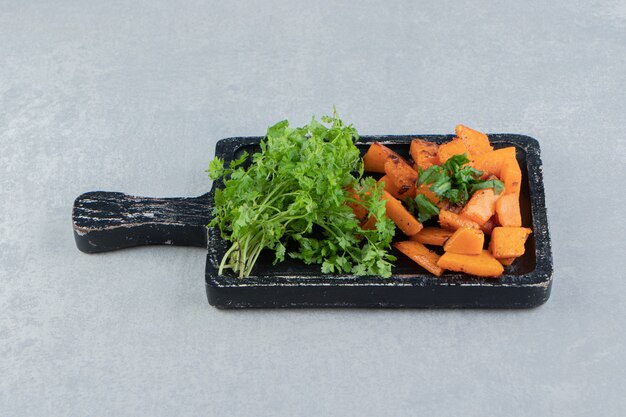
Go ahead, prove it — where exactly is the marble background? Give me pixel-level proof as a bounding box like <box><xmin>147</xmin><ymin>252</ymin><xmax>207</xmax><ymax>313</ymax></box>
<box><xmin>1</xmin><ymin>1</ymin><xmax>624</xmax><ymax>416</ymax></box>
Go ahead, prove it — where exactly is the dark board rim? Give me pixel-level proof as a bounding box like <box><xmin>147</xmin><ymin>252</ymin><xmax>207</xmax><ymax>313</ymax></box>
<box><xmin>206</xmin><ymin>134</ymin><xmax>552</xmax><ymax>290</ymax></box>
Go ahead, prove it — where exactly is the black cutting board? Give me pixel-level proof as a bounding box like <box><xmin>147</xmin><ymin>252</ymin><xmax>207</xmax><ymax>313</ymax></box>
<box><xmin>72</xmin><ymin>134</ymin><xmax>552</xmax><ymax>308</ymax></box>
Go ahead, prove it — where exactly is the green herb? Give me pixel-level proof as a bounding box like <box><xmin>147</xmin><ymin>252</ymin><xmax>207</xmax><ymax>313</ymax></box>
<box><xmin>418</xmin><ymin>154</ymin><xmax>504</xmax><ymax>206</ymax></box>
<box><xmin>409</xmin><ymin>194</ymin><xmax>440</xmax><ymax>223</ymax></box>
<box><xmin>470</xmin><ymin>179</ymin><xmax>505</xmax><ymax>195</ymax></box>
<box><xmin>208</xmin><ymin>110</ymin><xmax>396</xmax><ymax>278</ymax></box>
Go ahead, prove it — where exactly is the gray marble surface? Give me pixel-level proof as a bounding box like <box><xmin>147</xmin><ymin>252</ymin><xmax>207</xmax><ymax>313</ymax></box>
<box><xmin>1</xmin><ymin>1</ymin><xmax>625</xmax><ymax>416</ymax></box>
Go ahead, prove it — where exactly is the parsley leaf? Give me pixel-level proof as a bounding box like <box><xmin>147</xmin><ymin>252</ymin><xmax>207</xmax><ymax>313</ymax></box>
<box><xmin>411</xmin><ymin>194</ymin><xmax>440</xmax><ymax>222</ymax></box>
<box><xmin>207</xmin><ymin>157</ymin><xmax>225</xmax><ymax>180</ymax></box>
<box><xmin>470</xmin><ymin>179</ymin><xmax>504</xmax><ymax>195</ymax></box>
<box><xmin>417</xmin><ymin>165</ymin><xmax>443</xmax><ymax>187</ymax></box>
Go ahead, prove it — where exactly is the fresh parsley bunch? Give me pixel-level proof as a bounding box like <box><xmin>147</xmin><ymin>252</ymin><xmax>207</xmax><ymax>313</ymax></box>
<box><xmin>208</xmin><ymin>111</ymin><xmax>396</xmax><ymax>278</ymax></box>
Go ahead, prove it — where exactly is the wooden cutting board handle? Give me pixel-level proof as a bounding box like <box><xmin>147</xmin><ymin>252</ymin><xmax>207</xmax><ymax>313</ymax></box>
<box><xmin>72</xmin><ymin>191</ymin><xmax>213</xmax><ymax>253</ymax></box>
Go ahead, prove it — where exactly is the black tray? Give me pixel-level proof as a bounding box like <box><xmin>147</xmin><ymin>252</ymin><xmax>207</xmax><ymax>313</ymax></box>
<box><xmin>73</xmin><ymin>134</ymin><xmax>552</xmax><ymax>308</ymax></box>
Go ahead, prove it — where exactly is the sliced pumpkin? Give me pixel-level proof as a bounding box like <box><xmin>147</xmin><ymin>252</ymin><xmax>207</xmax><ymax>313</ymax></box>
<box><xmin>498</xmin><ymin>257</ymin><xmax>516</xmax><ymax>266</ymax></box>
<box><xmin>382</xmin><ymin>191</ymin><xmax>423</xmax><ymax>236</ymax></box>
<box><xmin>495</xmin><ymin>193</ymin><xmax>522</xmax><ymax>227</ymax></box>
<box><xmin>437</xmin><ymin>250</ymin><xmax>504</xmax><ymax>277</ymax></box>
<box><xmin>437</xmin><ymin>138</ymin><xmax>470</xmax><ymax>163</ymax></box>
<box><xmin>443</xmin><ymin>227</ymin><xmax>485</xmax><ymax>255</ymax></box>
<box><xmin>363</xmin><ymin>142</ymin><xmax>403</xmax><ymax>173</ymax></box>
<box><xmin>501</xmin><ymin>160</ymin><xmax>522</xmax><ymax>196</ymax></box>
<box><xmin>410</xmin><ymin>138</ymin><xmax>440</xmax><ymax>171</ymax></box>
<box><xmin>455</xmin><ymin>124</ymin><xmax>493</xmax><ymax>156</ymax></box>
<box><xmin>439</xmin><ymin>210</ymin><xmax>480</xmax><ymax>231</ymax></box>
<box><xmin>384</xmin><ymin>156</ymin><xmax>418</xmax><ymax>199</ymax></box>
<box><xmin>410</xmin><ymin>227</ymin><xmax>454</xmax><ymax>246</ymax></box>
<box><xmin>377</xmin><ymin>175</ymin><xmax>402</xmax><ymax>199</ymax></box>
<box><xmin>471</xmin><ymin>147</ymin><xmax>516</xmax><ymax>177</ymax></box>
<box><xmin>394</xmin><ymin>241</ymin><xmax>445</xmax><ymax>277</ymax></box>
<box><xmin>490</xmin><ymin>227</ymin><xmax>532</xmax><ymax>258</ymax></box>
<box><xmin>461</xmin><ymin>188</ymin><xmax>500</xmax><ymax>226</ymax></box>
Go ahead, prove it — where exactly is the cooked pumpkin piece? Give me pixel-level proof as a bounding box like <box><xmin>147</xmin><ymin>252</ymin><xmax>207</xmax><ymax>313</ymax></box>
<box><xmin>439</xmin><ymin>210</ymin><xmax>480</xmax><ymax>231</ymax></box>
<box><xmin>363</xmin><ymin>142</ymin><xmax>404</xmax><ymax>173</ymax></box>
<box><xmin>501</xmin><ymin>160</ymin><xmax>522</xmax><ymax>196</ymax></box>
<box><xmin>498</xmin><ymin>257</ymin><xmax>516</xmax><ymax>266</ymax></box>
<box><xmin>455</xmin><ymin>125</ymin><xmax>493</xmax><ymax>156</ymax></box>
<box><xmin>377</xmin><ymin>175</ymin><xmax>402</xmax><ymax>199</ymax></box>
<box><xmin>437</xmin><ymin>250</ymin><xmax>504</xmax><ymax>277</ymax></box>
<box><xmin>490</xmin><ymin>227</ymin><xmax>532</xmax><ymax>258</ymax></box>
<box><xmin>461</xmin><ymin>188</ymin><xmax>500</xmax><ymax>226</ymax></box>
<box><xmin>410</xmin><ymin>227</ymin><xmax>453</xmax><ymax>246</ymax></box>
<box><xmin>384</xmin><ymin>155</ymin><xmax>418</xmax><ymax>199</ymax></box>
<box><xmin>471</xmin><ymin>147</ymin><xmax>516</xmax><ymax>177</ymax></box>
<box><xmin>394</xmin><ymin>241</ymin><xmax>445</xmax><ymax>276</ymax></box>
<box><xmin>410</xmin><ymin>138</ymin><xmax>440</xmax><ymax>171</ymax></box>
<box><xmin>437</xmin><ymin>139</ymin><xmax>470</xmax><ymax>163</ymax></box>
<box><xmin>443</xmin><ymin>227</ymin><xmax>484</xmax><ymax>255</ymax></box>
<box><xmin>382</xmin><ymin>190</ymin><xmax>423</xmax><ymax>236</ymax></box>
<box><xmin>495</xmin><ymin>193</ymin><xmax>522</xmax><ymax>227</ymax></box>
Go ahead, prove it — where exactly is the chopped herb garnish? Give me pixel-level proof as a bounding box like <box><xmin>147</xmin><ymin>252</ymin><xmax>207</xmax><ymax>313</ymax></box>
<box><xmin>409</xmin><ymin>194</ymin><xmax>440</xmax><ymax>223</ymax></box>
<box><xmin>418</xmin><ymin>154</ymin><xmax>504</xmax><ymax>206</ymax></box>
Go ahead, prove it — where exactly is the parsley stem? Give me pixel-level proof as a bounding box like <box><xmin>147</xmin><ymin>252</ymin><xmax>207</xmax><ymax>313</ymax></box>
<box><xmin>218</xmin><ymin>241</ymin><xmax>241</xmax><ymax>276</ymax></box>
